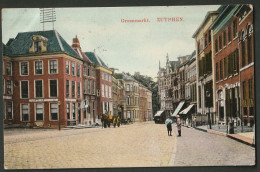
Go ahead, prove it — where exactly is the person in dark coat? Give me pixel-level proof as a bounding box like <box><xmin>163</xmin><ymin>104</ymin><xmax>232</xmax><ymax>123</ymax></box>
<box><xmin>176</xmin><ymin>115</ymin><xmax>181</xmax><ymax>136</ymax></box>
<box><xmin>165</xmin><ymin>118</ymin><xmax>173</xmax><ymax>136</ymax></box>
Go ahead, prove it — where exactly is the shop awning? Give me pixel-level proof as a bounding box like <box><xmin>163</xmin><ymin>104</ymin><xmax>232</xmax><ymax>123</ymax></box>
<box><xmin>171</xmin><ymin>101</ymin><xmax>185</xmax><ymax>117</ymax></box>
<box><xmin>179</xmin><ymin>104</ymin><xmax>194</xmax><ymax>115</ymax></box>
<box><xmin>154</xmin><ymin>110</ymin><xmax>164</xmax><ymax>117</ymax></box>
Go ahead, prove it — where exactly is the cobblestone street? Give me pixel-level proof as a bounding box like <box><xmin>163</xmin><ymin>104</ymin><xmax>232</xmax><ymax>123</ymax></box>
<box><xmin>4</xmin><ymin>122</ymin><xmax>176</xmax><ymax>169</ymax></box>
<box><xmin>4</xmin><ymin>122</ymin><xmax>255</xmax><ymax>169</ymax></box>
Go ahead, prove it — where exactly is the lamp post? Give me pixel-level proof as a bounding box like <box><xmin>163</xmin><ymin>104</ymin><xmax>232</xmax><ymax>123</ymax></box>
<box><xmin>206</xmin><ymin>90</ymin><xmax>212</xmax><ymax>129</ymax></box>
<box><xmin>58</xmin><ymin>101</ymin><xmax>61</xmax><ymax>131</ymax></box>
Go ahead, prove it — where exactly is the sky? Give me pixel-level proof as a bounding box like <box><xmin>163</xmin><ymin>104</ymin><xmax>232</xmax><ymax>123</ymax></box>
<box><xmin>2</xmin><ymin>5</ymin><xmax>220</xmax><ymax>78</ymax></box>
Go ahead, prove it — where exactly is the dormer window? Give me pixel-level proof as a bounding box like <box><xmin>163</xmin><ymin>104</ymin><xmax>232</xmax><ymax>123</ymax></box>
<box><xmin>29</xmin><ymin>35</ymin><xmax>48</xmax><ymax>53</ymax></box>
<box><xmin>34</xmin><ymin>41</ymin><xmax>41</xmax><ymax>52</ymax></box>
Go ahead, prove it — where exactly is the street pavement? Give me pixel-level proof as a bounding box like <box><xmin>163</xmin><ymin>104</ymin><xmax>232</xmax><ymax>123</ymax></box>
<box><xmin>4</xmin><ymin>122</ymin><xmax>255</xmax><ymax>169</ymax></box>
<box><xmin>173</xmin><ymin>126</ymin><xmax>255</xmax><ymax>166</ymax></box>
<box><xmin>4</xmin><ymin>122</ymin><xmax>177</xmax><ymax>169</ymax></box>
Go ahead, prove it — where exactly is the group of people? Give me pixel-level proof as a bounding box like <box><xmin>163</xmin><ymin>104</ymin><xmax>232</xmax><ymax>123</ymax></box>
<box><xmin>165</xmin><ymin>115</ymin><xmax>181</xmax><ymax>137</ymax></box>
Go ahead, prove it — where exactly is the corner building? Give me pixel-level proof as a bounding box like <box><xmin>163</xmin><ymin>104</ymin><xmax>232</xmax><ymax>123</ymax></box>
<box><xmin>3</xmin><ymin>30</ymin><xmax>84</xmax><ymax>128</ymax></box>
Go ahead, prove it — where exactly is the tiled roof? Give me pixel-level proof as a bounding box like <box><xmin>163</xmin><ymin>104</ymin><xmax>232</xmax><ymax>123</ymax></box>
<box><xmin>84</xmin><ymin>52</ymin><xmax>108</xmax><ymax>68</ymax></box>
<box><xmin>3</xmin><ymin>30</ymin><xmax>80</xmax><ymax>58</ymax></box>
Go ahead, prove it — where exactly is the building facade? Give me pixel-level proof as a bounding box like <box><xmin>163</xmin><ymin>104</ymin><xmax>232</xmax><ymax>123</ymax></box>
<box><xmin>3</xmin><ymin>30</ymin><xmax>84</xmax><ymax>128</ymax></box>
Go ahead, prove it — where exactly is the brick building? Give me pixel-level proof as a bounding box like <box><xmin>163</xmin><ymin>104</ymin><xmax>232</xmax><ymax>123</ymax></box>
<box><xmin>146</xmin><ymin>89</ymin><xmax>153</xmax><ymax>121</ymax></box>
<box><xmin>139</xmin><ymin>84</ymin><xmax>147</xmax><ymax>122</ymax></box>
<box><xmin>71</xmin><ymin>36</ymin><xmax>97</xmax><ymax>125</ymax></box>
<box><xmin>211</xmin><ymin>5</ymin><xmax>241</xmax><ymax>127</ymax></box>
<box><xmin>3</xmin><ymin>30</ymin><xmax>84</xmax><ymax>128</ymax></box>
<box><xmin>84</xmin><ymin>52</ymin><xmax>113</xmax><ymax>117</ymax></box>
<box><xmin>236</xmin><ymin>5</ymin><xmax>254</xmax><ymax>126</ymax></box>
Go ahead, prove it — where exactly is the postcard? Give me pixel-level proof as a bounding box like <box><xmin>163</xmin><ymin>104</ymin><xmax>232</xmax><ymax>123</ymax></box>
<box><xmin>2</xmin><ymin>4</ymin><xmax>255</xmax><ymax>169</ymax></box>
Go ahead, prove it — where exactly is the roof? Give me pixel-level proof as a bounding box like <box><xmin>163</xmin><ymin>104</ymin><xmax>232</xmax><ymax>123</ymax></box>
<box><xmin>192</xmin><ymin>10</ymin><xmax>221</xmax><ymax>38</ymax></box>
<box><xmin>84</xmin><ymin>52</ymin><xmax>108</xmax><ymax>68</ymax></box>
<box><xmin>210</xmin><ymin>5</ymin><xmax>240</xmax><ymax>35</ymax></box>
<box><xmin>169</xmin><ymin>61</ymin><xmax>180</xmax><ymax>71</ymax></box>
<box><xmin>3</xmin><ymin>30</ymin><xmax>80</xmax><ymax>58</ymax></box>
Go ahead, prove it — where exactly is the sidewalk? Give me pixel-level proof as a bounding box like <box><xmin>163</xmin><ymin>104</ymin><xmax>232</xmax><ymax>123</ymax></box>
<box><xmin>193</xmin><ymin>125</ymin><xmax>255</xmax><ymax>147</ymax></box>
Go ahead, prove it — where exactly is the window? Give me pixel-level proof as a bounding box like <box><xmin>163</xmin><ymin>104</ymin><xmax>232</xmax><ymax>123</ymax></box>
<box><xmin>35</xmin><ymin>61</ymin><xmax>43</xmax><ymax>75</ymax></box>
<box><xmin>215</xmin><ymin>39</ymin><xmax>218</xmax><ymax>53</ymax></box>
<box><xmin>248</xmin><ymin>79</ymin><xmax>254</xmax><ymax>115</ymax></box>
<box><xmin>233</xmin><ymin>19</ymin><xmax>237</xmax><ymax>38</ymax></box>
<box><xmin>77</xmin><ymin>82</ymin><xmax>80</xmax><ymax>98</ymax></box>
<box><xmin>126</xmin><ymin>96</ymin><xmax>131</xmax><ymax>105</ymax></box>
<box><xmin>102</xmin><ymin>84</ymin><xmax>104</xmax><ymax>97</ymax></box>
<box><xmin>49</xmin><ymin>60</ymin><xmax>58</xmax><ymax>74</ymax></box>
<box><xmin>21</xmin><ymin>62</ymin><xmax>28</xmax><ymax>75</ymax></box>
<box><xmin>66</xmin><ymin>61</ymin><xmax>70</xmax><ymax>75</ymax></box>
<box><xmin>35</xmin><ymin>80</ymin><xmax>43</xmax><ymax>98</ymax></box>
<box><xmin>105</xmin><ymin>85</ymin><xmax>108</xmax><ymax>98</ymax></box>
<box><xmin>228</xmin><ymin>53</ymin><xmax>233</xmax><ymax>76</ymax></box>
<box><xmin>88</xmin><ymin>68</ymin><xmax>90</xmax><ymax>76</ymax></box>
<box><xmin>93</xmin><ymin>81</ymin><xmax>95</xmax><ymax>95</ymax></box>
<box><xmin>126</xmin><ymin>84</ymin><xmax>130</xmax><ymax>91</ymax></box>
<box><xmin>72</xmin><ymin>63</ymin><xmax>75</xmax><ymax>76</ymax></box>
<box><xmin>242</xmin><ymin>41</ymin><xmax>246</xmax><ymax>67</ymax></box>
<box><xmin>7</xmin><ymin>80</ymin><xmax>12</xmax><ymax>95</ymax></box>
<box><xmin>35</xmin><ymin>103</ymin><xmax>44</xmax><ymax>121</ymax></box>
<box><xmin>8</xmin><ymin>102</ymin><xmax>13</xmax><ymax>120</ymax></box>
<box><xmin>216</xmin><ymin>62</ymin><xmax>219</xmax><ymax>81</ymax></box>
<box><xmin>242</xmin><ymin>81</ymin><xmax>248</xmax><ymax>116</ymax></box>
<box><xmin>6</xmin><ymin>62</ymin><xmax>11</xmax><ymax>75</ymax></box>
<box><xmin>49</xmin><ymin>80</ymin><xmax>57</xmax><ymax>97</ymax></box>
<box><xmin>66</xmin><ymin>80</ymin><xmax>70</xmax><ymax>97</ymax></box>
<box><xmin>220</xmin><ymin>60</ymin><xmax>223</xmax><ymax>80</ymax></box>
<box><xmin>83</xmin><ymin>66</ymin><xmax>87</xmax><ymax>76</ymax></box>
<box><xmin>224</xmin><ymin>57</ymin><xmax>228</xmax><ymax>78</ymax></box>
<box><xmin>67</xmin><ymin>103</ymin><xmax>70</xmax><ymax>120</ymax></box>
<box><xmin>92</xmin><ymin>70</ymin><xmax>95</xmax><ymax>77</ymax></box>
<box><xmin>84</xmin><ymin>79</ymin><xmax>87</xmax><ymax>93</ymax></box>
<box><xmin>88</xmin><ymin>80</ymin><xmax>91</xmax><ymax>94</ymax></box>
<box><xmin>219</xmin><ymin>35</ymin><xmax>222</xmax><ymax>50</ymax></box>
<box><xmin>21</xmin><ymin>104</ymin><xmax>29</xmax><ymax>121</ymax></box>
<box><xmin>247</xmin><ymin>35</ymin><xmax>252</xmax><ymax>64</ymax></box>
<box><xmin>72</xmin><ymin>81</ymin><xmax>75</xmax><ymax>97</ymax></box>
<box><xmin>34</xmin><ymin>41</ymin><xmax>41</xmax><ymax>52</ymax></box>
<box><xmin>234</xmin><ymin>49</ymin><xmax>239</xmax><ymax>74</ymax></box>
<box><xmin>72</xmin><ymin>103</ymin><xmax>76</xmax><ymax>119</ymax></box>
<box><xmin>223</xmin><ymin>30</ymin><xmax>227</xmax><ymax>47</ymax></box>
<box><xmin>50</xmin><ymin>103</ymin><xmax>58</xmax><ymax>120</ymax></box>
<box><xmin>21</xmin><ymin>81</ymin><xmax>29</xmax><ymax>98</ymax></box>
<box><xmin>109</xmin><ymin>86</ymin><xmax>111</xmax><ymax>98</ymax></box>
<box><xmin>228</xmin><ymin>26</ymin><xmax>232</xmax><ymax>42</ymax></box>
<box><xmin>77</xmin><ymin>64</ymin><xmax>80</xmax><ymax>77</ymax></box>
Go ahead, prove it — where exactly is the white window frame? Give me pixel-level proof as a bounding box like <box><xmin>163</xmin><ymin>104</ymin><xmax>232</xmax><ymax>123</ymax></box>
<box><xmin>67</xmin><ymin>103</ymin><xmax>71</xmax><ymax>120</ymax></box>
<box><xmin>49</xmin><ymin>79</ymin><xmax>58</xmax><ymax>98</ymax></box>
<box><xmin>35</xmin><ymin>103</ymin><xmax>44</xmax><ymax>121</ymax></box>
<box><xmin>6</xmin><ymin>61</ymin><xmax>12</xmax><ymax>76</ymax></box>
<box><xmin>77</xmin><ymin>82</ymin><xmax>81</xmax><ymax>98</ymax></box>
<box><xmin>49</xmin><ymin>103</ymin><xmax>59</xmax><ymax>121</ymax></box>
<box><xmin>34</xmin><ymin>60</ymin><xmax>43</xmax><ymax>75</ymax></box>
<box><xmin>66</xmin><ymin>61</ymin><xmax>70</xmax><ymax>75</ymax></box>
<box><xmin>20</xmin><ymin>80</ymin><xmax>29</xmax><ymax>99</ymax></box>
<box><xmin>21</xmin><ymin>103</ymin><xmax>30</xmax><ymax>122</ymax></box>
<box><xmin>66</xmin><ymin>80</ymin><xmax>70</xmax><ymax>98</ymax></box>
<box><xmin>72</xmin><ymin>63</ymin><xmax>75</xmax><ymax>76</ymax></box>
<box><xmin>20</xmin><ymin>61</ymin><xmax>29</xmax><ymax>76</ymax></box>
<box><xmin>105</xmin><ymin>85</ymin><xmax>108</xmax><ymax>98</ymax></box>
<box><xmin>7</xmin><ymin>101</ymin><xmax>13</xmax><ymax>120</ymax></box>
<box><xmin>102</xmin><ymin>84</ymin><xmax>104</xmax><ymax>97</ymax></box>
<box><xmin>6</xmin><ymin>80</ymin><xmax>13</xmax><ymax>95</ymax></box>
<box><xmin>72</xmin><ymin>81</ymin><xmax>76</xmax><ymax>98</ymax></box>
<box><xmin>77</xmin><ymin>64</ymin><xmax>81</xmax><ymax>77</ymax></box>
<box><xmin>34</xmin><ymin>79</ymin><xmax>44</xmax><ymax>98</ymax></box>
<box><xmin>48</xmin><ymin>59</ymin><xmax>58</xmax><ymax>74</ymax></box>
<box><xmin>72</xmin><ymin>103</ymin><xmax>76</xmax><ymax>120</ymax></box>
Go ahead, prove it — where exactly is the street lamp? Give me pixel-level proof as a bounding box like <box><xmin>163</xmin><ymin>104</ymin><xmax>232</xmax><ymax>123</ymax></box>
<box><xmin>58</xmin><ymin>101</ymin><xmax>61</xmax><ymax>131</ymax></box>
<box><xmin>206</xmin><ymin>90</ymin><xmax>212</xmax><ymax>129</ymax></box>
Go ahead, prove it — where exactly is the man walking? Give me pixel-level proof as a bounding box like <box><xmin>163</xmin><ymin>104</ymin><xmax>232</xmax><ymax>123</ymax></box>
<box><xmin>176</xmin><ymin>115</ymin><xmax>181</xmax><ymax>136</ymax></box>
<box><xmin>165</xmin><ymin>118</ymin><xmax>173</xmax><ymax>136</ymax></box>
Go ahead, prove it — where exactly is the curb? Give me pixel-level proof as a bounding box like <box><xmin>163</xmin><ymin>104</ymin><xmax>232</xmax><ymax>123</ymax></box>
<box><xmin>192</xmin><ymin>126</ymin><xmax>255</xmax><ymax>147</ymax></box>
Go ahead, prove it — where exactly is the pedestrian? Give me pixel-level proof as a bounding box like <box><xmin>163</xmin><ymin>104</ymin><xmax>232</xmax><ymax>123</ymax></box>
<box><xmin>165</xmin><ymin>118</ymin><xmax>173</xmax><ymax>136</ymax></box>
<box><xmin>176</xmin><ymin>115</ymin><xmax>181</xmax><ymax>136</ymax></box>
